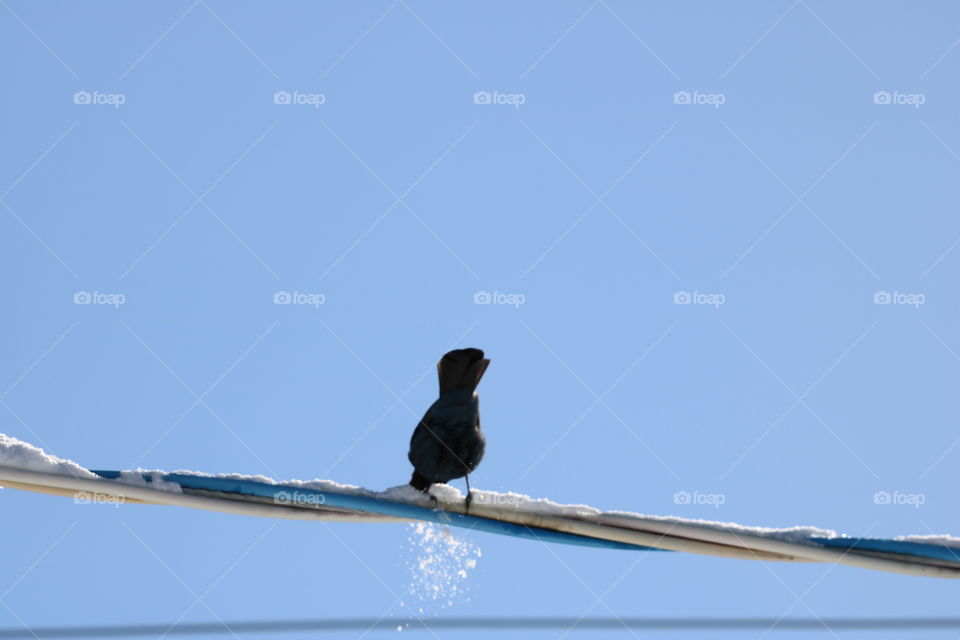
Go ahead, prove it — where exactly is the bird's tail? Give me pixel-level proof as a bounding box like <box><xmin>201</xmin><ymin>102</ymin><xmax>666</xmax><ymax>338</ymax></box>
<box><xmin>437</xmin><ymin>348</ymin><xmax>490</xmax><ymax>393</ymax></box>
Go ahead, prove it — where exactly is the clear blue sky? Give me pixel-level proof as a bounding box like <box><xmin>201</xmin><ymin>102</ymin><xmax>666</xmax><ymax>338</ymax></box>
<box><xmin>2</xmin><ymin>1</ymin><xmax>960</xmax><ymax>637</ymax></box>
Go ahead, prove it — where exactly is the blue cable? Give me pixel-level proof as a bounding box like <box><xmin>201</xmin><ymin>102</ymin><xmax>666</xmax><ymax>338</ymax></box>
<box><xmin>91</xmin><ymin>470</ymin><xmax>658</xmax><ymax>552</ymax></box>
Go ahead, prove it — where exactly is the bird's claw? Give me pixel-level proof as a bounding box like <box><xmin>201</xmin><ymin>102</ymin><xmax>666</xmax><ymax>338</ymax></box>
<box><xmin>464</xmin><ymin>490</ymin><xmax>473</xmax><ymax>515</ymax></box>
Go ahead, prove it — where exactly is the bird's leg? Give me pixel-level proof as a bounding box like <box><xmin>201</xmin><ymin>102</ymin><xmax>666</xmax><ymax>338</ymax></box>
<box><xmin>427</xmin><ymin>472</ymin><xmax>439</xmax><ymax>510</ymax></box>
<box><xmin>464</xmin><ymin>474</ymin><xmax>473</xmax><ymax>514</ymax></box>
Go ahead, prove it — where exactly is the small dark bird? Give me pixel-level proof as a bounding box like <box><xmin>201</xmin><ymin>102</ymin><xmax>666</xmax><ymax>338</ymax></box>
<box><xmin>408</xmin><ymin>348</ymin><xmax>490</xmax><ymax>511</ymax></box>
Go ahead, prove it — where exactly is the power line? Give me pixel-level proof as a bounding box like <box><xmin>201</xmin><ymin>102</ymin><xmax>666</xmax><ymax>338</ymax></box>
<box><xmin>2</xmin><ymin>617</ymin><xmax>960</xmax><ymax>638</ymax></box>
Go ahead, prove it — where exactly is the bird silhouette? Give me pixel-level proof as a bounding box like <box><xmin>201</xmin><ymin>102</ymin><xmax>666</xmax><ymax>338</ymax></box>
<box><xmin>408</xmin><ymin>348</ymin><xmax>489</xmax><ymax>511</ymax></box>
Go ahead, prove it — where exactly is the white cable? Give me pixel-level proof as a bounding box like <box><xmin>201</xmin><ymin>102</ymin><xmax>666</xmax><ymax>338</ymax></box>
<box><xmin>2</xmin><ymin>465</ymin><xmax>957</xmax><ymax>579</ymax></box>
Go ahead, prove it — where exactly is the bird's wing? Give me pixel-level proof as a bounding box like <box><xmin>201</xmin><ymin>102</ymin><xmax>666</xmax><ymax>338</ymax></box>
<box><xmin>460</xmin><ymin>420</ymin><xmax>485</xmax><ymax>472</ymax></box>
<box><xmin>408</xmin><ymin>411</ymin><xmax>439</xmax><ymax>468</ymax></box>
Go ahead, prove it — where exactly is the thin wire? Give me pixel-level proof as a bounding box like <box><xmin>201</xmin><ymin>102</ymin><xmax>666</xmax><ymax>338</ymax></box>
<box><xmin>3</xmin><ymin>617</ymin><xmax>960</xmax><ymax>637</ymax></box>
